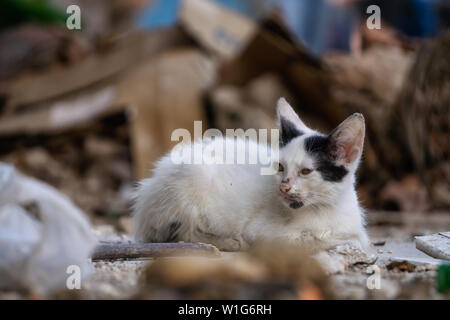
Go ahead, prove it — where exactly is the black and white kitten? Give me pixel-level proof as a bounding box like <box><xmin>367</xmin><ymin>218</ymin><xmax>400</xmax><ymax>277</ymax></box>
<box><xmin>133</xmin><ymin>98</ymin><xmax>369</xmax><ymax>253</ymax></box>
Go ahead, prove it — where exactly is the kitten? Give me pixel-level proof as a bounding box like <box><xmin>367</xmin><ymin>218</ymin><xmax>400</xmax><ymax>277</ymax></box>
<box><xmin>133</xmin><ymin>98</ymin><xmax>369</xmax><ymax>253</ymax></box>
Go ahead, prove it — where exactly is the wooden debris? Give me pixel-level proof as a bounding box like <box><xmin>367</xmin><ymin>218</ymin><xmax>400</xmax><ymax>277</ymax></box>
<box><xmin>120</xmin><ymin>48</ymin><xmax>216</xmax><ymax>178</ymax></box>
<box><xmin>0</xmin><ymin>86</ymin><xmax>119</xmax><ymax>135</ymax></box>
<box><xmin>179</xmin><ymin>0</ymin><xmax>257</xmax><ymax>59</ymax></box>
<box><xmin>392</xmin><ymin>31</ymin><xmax>450</xmax><ymax>210</ymax></box>
<box><xmin>91</xmin><ymin>242</ymin><xmax>221</xmax><ymax>261</ymax></box>
<box><xmin>3</xmin><ymin>28</ymin><xmax>190</xmax><ymax>111</ymax></box>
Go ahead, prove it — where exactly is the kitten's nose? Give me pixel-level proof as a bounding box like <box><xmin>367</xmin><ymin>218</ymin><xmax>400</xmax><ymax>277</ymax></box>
<box><xmin>280</xmin><ymin>184</ymin><xmax>291</xmax><ymax>193</ymax></box>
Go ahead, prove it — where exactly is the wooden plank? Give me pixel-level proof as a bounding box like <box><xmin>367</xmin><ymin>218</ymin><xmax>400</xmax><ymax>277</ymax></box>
<box><xmin>91</xmin><ymin>242</ymin><xmax>221</xmax><ymax>261</ymax></box>
<box><xmin>179</xmin><ymin>0</ymin><xmax>256</xmax><ymax>59</ymax></box>
<box><xmin>5</xmin><ymin>28</ymin><xmax>190</xmax><ymax>109</ymax></box>
<box><xmin>0</xmin><ymin>86</ymin><xmax>119</xmax><ymax>135</ymax></box>
<box><xmin>119</xmin><ymin>48</ymin><xmax>216</xmax><ymax>178</ymax></box>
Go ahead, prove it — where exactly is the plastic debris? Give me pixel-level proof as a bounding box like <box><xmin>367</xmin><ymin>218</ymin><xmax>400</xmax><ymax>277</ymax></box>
<box><xmin>0</xmin><ymin>162</ymin><xmax>97</xmax><ymax>295</ymax></box>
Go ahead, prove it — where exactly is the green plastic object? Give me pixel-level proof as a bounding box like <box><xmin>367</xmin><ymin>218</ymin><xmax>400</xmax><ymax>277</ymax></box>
<box><xmin>0</xmin><ymin>0</ymin><xmax>66</xmax><ymax>30</ymax></box>
<box><xmin>436</xmin><ymin>264</ymin><xmax>450</xmax><ymax>294</ymax></box>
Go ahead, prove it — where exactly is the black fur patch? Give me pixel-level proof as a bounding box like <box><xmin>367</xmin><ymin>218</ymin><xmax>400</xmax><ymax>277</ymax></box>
<box><xmin>289</xmin><ymin>201</ymin><xmax>304</xmax><ymax>209</ymax></box>
<box><xmin>304</xmin><ymin>135</ymin><xmax>348</xmax><ymax>182</ymax></box>
<box><xmin>280</xmin><ymin>117</ymin><xmax>303</xmax><ymax>147</ymax></box>
<box><xmin>165</xmin><ymin>221</ymin><xmax>182</xmax><ymax>242</ymax></box>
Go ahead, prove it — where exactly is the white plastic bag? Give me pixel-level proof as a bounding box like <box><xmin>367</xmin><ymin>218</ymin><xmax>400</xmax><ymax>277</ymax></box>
<box><xmin>0</xmin><ymin>163</ymin><xmax>97</xmax><ymax>295</ymax></box>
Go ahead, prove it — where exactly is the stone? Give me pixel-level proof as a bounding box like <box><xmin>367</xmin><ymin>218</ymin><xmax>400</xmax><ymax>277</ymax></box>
<box><xmin>415</xmin><ymin>232</ymin><xmax>450</xmax><ymax>261</ymax></box>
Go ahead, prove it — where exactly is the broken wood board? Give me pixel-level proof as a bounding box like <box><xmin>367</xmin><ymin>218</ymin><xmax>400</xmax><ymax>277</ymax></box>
<box><xmin>92</xmin><ymin>242</ymin><xmax>221</xmax><ymax>261</ymax></box>
<box><xmin>0</xmin><ymin>86</ymin><xmax>119</xmax><ymax>135</ymax></box>
<box><xmin>216</xmin><ymin>14</ymin><xmax>341</xmax><ymax>132</ymax></box>
<box><xmin>4</xmin><ymin>27</ymin><xmax>191</xmax><ymax>111</ymax></box>
<box><xmin>416</xmin><ymin>232</ymin><xmax>450</xmax><ymax>261</ymax></box>
<box><xmin>118</xmin><ymin>48</ymin><xmax>216</xmax><ymax>179</ymax></box>
<box><xmin>179</xmin><ymin>0</ymin><xmax>257</xmax><ymax>59</ymax></box>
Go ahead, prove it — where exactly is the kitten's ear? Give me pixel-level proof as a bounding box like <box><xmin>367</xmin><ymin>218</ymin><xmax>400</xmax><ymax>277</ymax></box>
<box><xmin>277</xmin><ymin>98</ymin><xmax>310</xmax><ymax>146</ymax></box>
<box><xmin>328</xmin><ymin>113</ymin><xmax>365</xmax><ymax>165</ymax></box>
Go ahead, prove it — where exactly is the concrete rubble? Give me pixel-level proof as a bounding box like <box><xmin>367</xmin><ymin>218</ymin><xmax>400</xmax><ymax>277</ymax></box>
<box><xmin>416</xmin><ymin>232</ymin><xmax>450</xmax><ymax>261</ymax></box>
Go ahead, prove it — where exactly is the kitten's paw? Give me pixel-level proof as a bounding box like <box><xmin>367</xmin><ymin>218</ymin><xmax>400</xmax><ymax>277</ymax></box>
<box><xmin>313</xmin><ymin>251</ymin><xmax>346</xmax><ymax>275</ymax></box>
<box><xmin>215</xmin><ymin>237</ymin><xmax>249</xmax><ymax>252</ymax></box>
<box><xmin>313</xmin><ymin>244</ymin><xmax>377</xmax><ymax>275</ymax></box>
<box><xmin>330</xmin><ymin>243</ymin><xmax>377</xmax><ymax>266</ymax></box>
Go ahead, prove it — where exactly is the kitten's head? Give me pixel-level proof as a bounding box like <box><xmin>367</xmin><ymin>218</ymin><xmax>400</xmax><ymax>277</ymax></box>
<box><xmin>276</xmin><ymin>98</ymin><xmax>365</xmax><ymax>210</ymax></box>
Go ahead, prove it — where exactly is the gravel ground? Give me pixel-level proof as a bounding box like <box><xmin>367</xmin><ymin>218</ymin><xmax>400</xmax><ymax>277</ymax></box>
<box><xmin>80</xmin><ymin>241</ymin><xmax>444</xmax><ymax>299</ymax></box>
<box><xmin>75</xmin><ymin>212</ymin><xmax>449</xmax><ymax>300</ymax></box>
<box><xmin>1</xmin><ymin>211</ymin><xmax>449</xmax><ymax>300</ymax></box>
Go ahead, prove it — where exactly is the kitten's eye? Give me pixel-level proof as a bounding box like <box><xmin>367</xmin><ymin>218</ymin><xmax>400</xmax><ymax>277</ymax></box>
<box><xmin>300</xmin><ymin>168</ymin><xmax>313</xmax><ymax>175</ymax></box>
<box><xmin>278</xmin><ymin>163</ymin><xmax>284</xmax><ymax>172</ymax></box>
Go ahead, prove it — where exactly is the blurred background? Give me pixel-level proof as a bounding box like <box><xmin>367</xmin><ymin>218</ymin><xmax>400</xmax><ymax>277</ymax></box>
<box><xmin>0</xmin><ymin>0</ymin><xmax>450</xmax><ymax>225</ymax></box>
<box><xmin>0</xmin><ymin>0</ymin><xmax>449</xmax><ymax>300</ymax></box>
<box><xmin>1</xmin><ymin>0</ymin><xmax>449</xmax><ymax>223</ymax></box>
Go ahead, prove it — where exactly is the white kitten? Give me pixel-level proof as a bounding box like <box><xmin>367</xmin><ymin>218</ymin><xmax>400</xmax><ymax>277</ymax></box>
<box><xmin>133</xmin><ymin>98</ymin><xmax>369</xmax><ymax>253</ymax></box>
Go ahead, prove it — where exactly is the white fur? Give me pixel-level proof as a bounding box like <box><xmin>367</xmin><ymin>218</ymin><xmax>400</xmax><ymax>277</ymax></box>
<box><xmin>133</xmin><ymin>99</ymin><xmax>369</xmax><ymax>253</ymax></box>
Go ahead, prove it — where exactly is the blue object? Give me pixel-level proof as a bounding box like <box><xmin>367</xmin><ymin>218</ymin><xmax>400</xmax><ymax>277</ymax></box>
<box><xmin>135</xmin><ymin>0</ymin><xmax>442</xmax><ymax>55</ymax></box>
<box><xmin>413</xmin><ymin>0</ymin><xmax>439</xmax><ymax>37</ymax></box>
<box><xmin>136</xmin><ymin>0</ymin><xmax>259</xmax><ymax>29</ymax></box>
<box><xmin>136</xmin><ymin>0</ymin><xmax>180</xmax><ymax>28</ymax></box>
